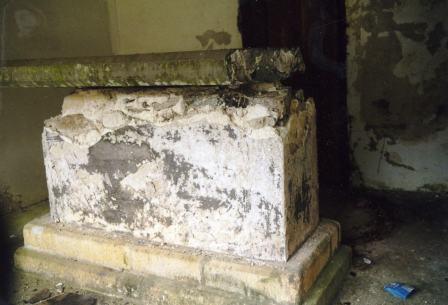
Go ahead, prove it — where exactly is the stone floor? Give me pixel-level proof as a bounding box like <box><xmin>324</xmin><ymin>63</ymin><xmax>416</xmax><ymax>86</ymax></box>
<box><xmin>322</xmin><ymin>191</ymin><xmax>448</xmax><ymax>305</ymax></box>
<box><xmin>336</xmin><ymin>219</ymin><xmax>448</xmax><ymax>305</ymax></box>
<box><xmin>1</xmin><ymin>192</ymin><xmax>447</xmax><ymax>305</ymax></box>
<box><xmin>9</xmin><ymin>272</ymin><xmax>129</xmax><ymax>305</ymax></box>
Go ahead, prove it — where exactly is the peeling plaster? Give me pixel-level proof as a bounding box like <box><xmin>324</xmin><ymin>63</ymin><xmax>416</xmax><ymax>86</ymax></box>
<box><xmin>347</xmin><ymin>0</ymin><xmax>448</xmax><ymax>193</ymax></box>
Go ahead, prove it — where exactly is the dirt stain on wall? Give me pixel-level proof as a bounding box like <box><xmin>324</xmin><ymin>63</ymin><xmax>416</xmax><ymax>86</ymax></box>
<box><xmin>196</xmin><ymin>30</ymin><xmax>232</xmax><ymax>50</ymax></box>
<box><xmin>351</xmin><ymin>0</ymin><xmax>448</xmax><ymax>142</ymax></box>
<box><xmin>347</xmin><ymin>0</ymin><xmax>448</xmax><ymax>193</ymax></box>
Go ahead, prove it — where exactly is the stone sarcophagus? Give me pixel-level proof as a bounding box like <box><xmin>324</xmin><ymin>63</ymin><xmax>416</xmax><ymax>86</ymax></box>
<box><xmin>12</xmin><ymin>49</ymin><xmax>349</xmax><ymax>305</ymax></box>
<box><xmin>42</xmin><ymin>85</ymin><xmax>319</xmax><ymax>262</ymax></box>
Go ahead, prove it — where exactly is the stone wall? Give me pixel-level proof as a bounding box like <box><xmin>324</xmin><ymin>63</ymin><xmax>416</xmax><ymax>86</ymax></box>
<box><xmin>347</xmin><ymin>0</ymin><xmax>448</xmax><ymax>194</ymax></box>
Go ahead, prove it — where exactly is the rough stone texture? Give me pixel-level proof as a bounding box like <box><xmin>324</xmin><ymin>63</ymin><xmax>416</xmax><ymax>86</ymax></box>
<box><xmin>0</xmin><ymin>48</ymin><xmax>305</xmax><ymax>88</ymax></box>
<box><xmin>347</xmin><ymin>0</ymin><xmax>448</xmax><ymax>194</ymax></box>
<box><xmin>16</xmin><ymin>215</ymin><xmax>342</xmax><ymax>305</ymax></box>
<box><xmin>42</xmin><ymin>86</ymin><xmax>318</xmax><ymax>262</ymax></box>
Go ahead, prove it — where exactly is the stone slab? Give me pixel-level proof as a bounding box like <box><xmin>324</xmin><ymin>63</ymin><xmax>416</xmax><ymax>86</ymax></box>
<box><xmin>0</xmin><ymin>48</ymin><xmax>305</xmax><ymax>88</ymax></box>
<box><xmin>42</xmin><ymin>87</ymin><xmax>319</xmax><ymax>262</ymax></box>
<box><xmin>17</xmin><ymin>215</ymin><xmax>342</xmax><ymax>305</ymax></box>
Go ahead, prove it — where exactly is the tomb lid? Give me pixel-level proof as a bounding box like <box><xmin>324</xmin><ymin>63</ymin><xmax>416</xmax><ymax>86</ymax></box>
<box><xmin>0</xmin><ymin>48</ymin><xmax>304</xmax><ymax>88</ymax></box>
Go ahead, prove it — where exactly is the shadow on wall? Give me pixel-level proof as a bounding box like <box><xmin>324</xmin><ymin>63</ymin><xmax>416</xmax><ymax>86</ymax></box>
<box><xmin>0</xmin><ymin>89</ymin><xmax>71</xmax><ymax>214</ymax></box>
<box><xmin>0</xmin><ymin>1</ymin><xmax>110</xmax><ymax>293</ymax></box>
<box><xmin>238</xmin><ymin>0</ymin><xmax>350</xmax><ymax>192</ymax></box>
<box><xmin>0</xmin><ymin>0</ymin><xmax>113</xmax><ymax>213</ymax></box>
<box><xmin>0</xmin><ymin>217</ymin><xmax>12</xmax><ymax>304</ymax></box>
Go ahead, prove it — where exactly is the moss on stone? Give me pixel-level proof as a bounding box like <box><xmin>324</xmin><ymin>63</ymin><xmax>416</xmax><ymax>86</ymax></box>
<box><xmin>0</xmin><ymin>49</ymin><xmax>304</xmax><ymax>88</ymax></box>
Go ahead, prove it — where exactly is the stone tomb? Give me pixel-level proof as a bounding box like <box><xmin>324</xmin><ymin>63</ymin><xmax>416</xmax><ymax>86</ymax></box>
<box><xmin>43</xmin><ymin>86</ymin><xmax>318</xmax><ymax>262</ymax></box>
<box><xmin>11</xmin><ymin>49</ymin><xmax>350</xmax><ymax>305</ymax></box>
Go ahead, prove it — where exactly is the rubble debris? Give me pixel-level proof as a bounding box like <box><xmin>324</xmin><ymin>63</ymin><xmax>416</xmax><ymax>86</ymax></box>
<box><xmin>55</xmin><ymin>283</ymin><xmax>65</xmax><ymax>294</ymax></box>
<box><xmin>352</xmin><ymin>252</ymin><xmax>374</xmax><ymax>270</ymax></box>
<box><xmin>362</xmin><ymin>257</ymin><xmax>373</xmax><ymax>265</ymax></box>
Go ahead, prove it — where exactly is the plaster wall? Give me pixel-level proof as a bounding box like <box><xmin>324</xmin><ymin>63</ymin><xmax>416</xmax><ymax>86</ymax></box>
<box><xmin>0</xmin><ymin>0</ymin><xmax>112</xmax><ymax>213</ymax></box>
<box><xmin>107</xmin><ymin>0</ymin><xmax>242</xmax><ymax>54</ymax></box>
<box><xmin>347</xmin><ymin>0</ymin><xmax>448</xmax><ymax>194</ymax></box>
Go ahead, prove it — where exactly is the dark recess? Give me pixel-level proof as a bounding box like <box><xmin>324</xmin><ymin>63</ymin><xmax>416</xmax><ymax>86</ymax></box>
<box><xmin>239</xmin><ymin>0</ymin><xmax>350</xmax><ymax>193</ymax></box>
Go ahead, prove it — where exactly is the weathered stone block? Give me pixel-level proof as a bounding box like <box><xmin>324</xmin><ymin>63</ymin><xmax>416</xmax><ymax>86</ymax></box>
<box><xmin>43</xmin><ymin>85</ymin><xmax>318</xmax><ymax>262</ymax></box>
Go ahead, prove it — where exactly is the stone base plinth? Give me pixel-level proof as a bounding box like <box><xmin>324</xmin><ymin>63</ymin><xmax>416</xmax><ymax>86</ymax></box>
<box><xmin>15</xmin><ymin>215</ymin><xmax>350</xmax><ymax>305</ymax></box>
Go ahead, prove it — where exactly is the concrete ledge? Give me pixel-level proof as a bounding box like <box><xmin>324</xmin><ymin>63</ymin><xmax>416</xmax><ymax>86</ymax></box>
<box><xmin>0</xmin><ymin>48</ymin><xmax>305</xmax><ymax>88</ymax></box>
<box><xmin>17</xmin><ymin>215</ymin><xmax>342</xmax><ymax>305</ymax></box>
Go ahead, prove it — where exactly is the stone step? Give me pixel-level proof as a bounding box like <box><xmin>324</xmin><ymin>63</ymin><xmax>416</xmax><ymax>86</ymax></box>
<box><xmin>18</xmin><ymin>215</ymin><xmax>343</xmax><ymax>305</ymax></box>
<box><xmin>0</xmin><ymin>48</ymin><xmax>304</xmax><ymax>88</ymax></box>
<box><xmin>303</xmin><ymin>246</ymin><xmax>352</xmax><ymax>305</ymax></box>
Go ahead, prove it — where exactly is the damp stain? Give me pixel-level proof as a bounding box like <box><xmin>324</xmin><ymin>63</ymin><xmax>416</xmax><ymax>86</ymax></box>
<box><xmin>351</xmin><ymin>1</ymin><xmax>448</xmax><ymax>142</ymax></box>
<box><xmin>257</xmin><ymin>198</ymin><xmax>281</xmax><ymax>238</ymax></box>
<box><xmin>196</xmin><ymin>30</ymin><xmax>232</xmax><ymax>50</ymax></box>
<box><xmin>176</xmin><ymin>190</ymin><xmax>228</xmax><ymax>211</ymax></box>
<box><xmin>224</xmin><ymin>124</ymin><xmax>237</xmax><ymax>139</ymax></box>
<box><xmin>383</xmin><ymin>151</ymin><xmax>415</xmax><ymax>171</ymax></box>
<box><xmin>292</xmin><ymin>175</ymin><xmax>311</xmax><ymax>223</ymax></box>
